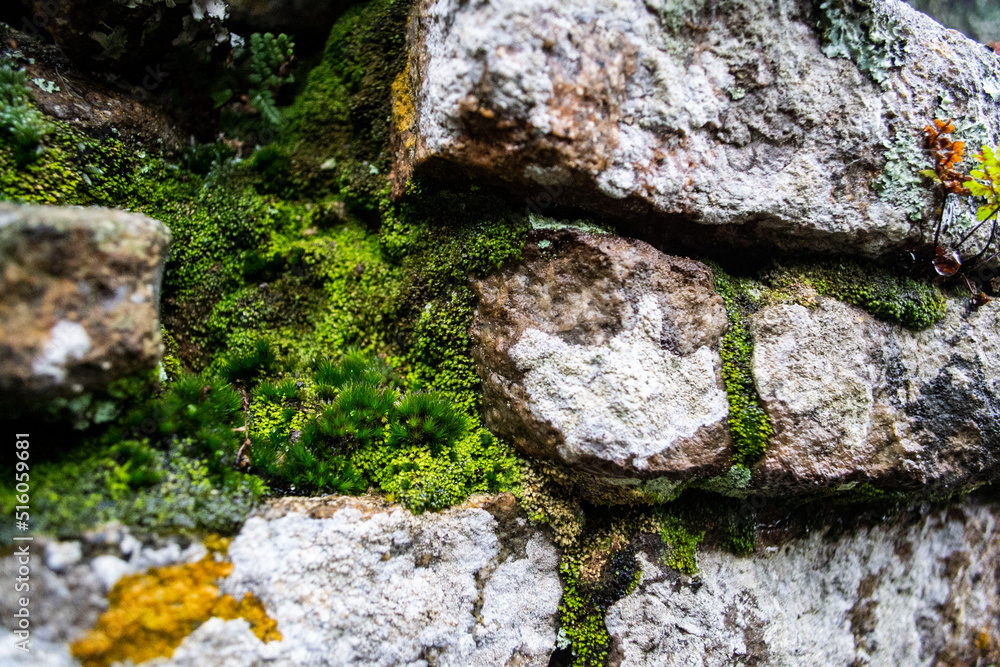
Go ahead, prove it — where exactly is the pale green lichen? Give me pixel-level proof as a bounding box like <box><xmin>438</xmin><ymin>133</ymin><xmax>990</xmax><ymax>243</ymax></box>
<box><xmin>874</xmin><ymin>128</ymin><xmax>932</xmax><ymax>221</ymax></box>
<box><xmin>693</xmin><ymin>464</ymin><xmax>752</xmax><ymax>497</ymax></box>
<box><xmin>528</xmin><ymin>213</ymin><xmax>615</xmax><ymax>236</ymax></box>
<box><xmin>816</xmin><ymin>0</ymin><xmax>907</xmax><ymax>86</ymax></box>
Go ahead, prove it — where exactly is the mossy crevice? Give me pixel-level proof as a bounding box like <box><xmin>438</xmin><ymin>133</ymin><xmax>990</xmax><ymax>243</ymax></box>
<box><xmin>708</xmin><ymin>263</ymin><xmax>773</xmax><ymax>467</ymax></box>
<box><xmin>761</xmin><ymin>260</ymin><xmax>947</xmax><ymax>329</ymax></box>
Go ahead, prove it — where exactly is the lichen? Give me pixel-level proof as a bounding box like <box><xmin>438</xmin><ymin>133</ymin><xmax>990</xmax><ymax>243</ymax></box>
<box><xmin>815</xmin><ymin>0</ymin><xmax>907</xmax><ymax>87</ymax></box>
<box><xmin>70</xmin><ymin>547</ymin><xmax>280</xmax><ymax>667</ymax></box>
<box><xmin>874</xmin><ymin>127</ymin><xmax>933</xmax><ymax>221</ymax></box>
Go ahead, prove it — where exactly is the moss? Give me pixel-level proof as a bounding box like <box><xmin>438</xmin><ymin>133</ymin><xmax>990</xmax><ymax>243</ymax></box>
<box><xmin>283</xmin><ymin>0</ymin><xmax>413</xmax><ymax>195</ymax></box>
<box><xmin>708</xmin><ymin>263</ymin><xmax>773</xmax><ymax>467</ymax></box>
<box><xmin>247</xmin><ymin>352</ymin><xmax>520</xmax><ymax>512</ymax></box>
<box><xmin>70</xmin><ymin>550</ymin><xmax>280</xmax><ymax>667</ymax></box>
<box><xmin>721</xmin><ymin>518</ymin><xmax>757</xmax><ymax>556</ymax></box>
<box><xmin>693</xmin><ymin>464</ymin><xmax>753</xmax><ymax>497</ymax></box>
<box><xmin>656</xmin><ymin>512</ymin><xmax>705</xmax><ymax>575</ymax></box>
<box><xmin>0</xmin><ymin>59</ymin><xmax>51</xmax><ymax>165</ymax></box>
<box><xmin>20</xmin><ymin>439</ymin><xmax>264</xmax><ymax>541</ymax></box>
<box><xmin>762</xmin><ymin>260</ymin><xmax>947</xmax><ymax>329</ymax></box>
<box><xmin>515</xmin><ymin>461</ymin><xmax>586</xmax><ymax>548</ymax></box>
<box><xmin>558</xmin><ymin>552</ymin><xmax>614</xmax><ymax>667</ymax></box>
<box><xmin>557</xmin><ymin>521</ymin><xmax>641</xmax><ymax>667</ymax></box>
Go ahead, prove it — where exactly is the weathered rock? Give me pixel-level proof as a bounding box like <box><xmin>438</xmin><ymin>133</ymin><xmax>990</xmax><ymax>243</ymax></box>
<box><xmin>0</xmin><ymin>495</ymin><xmax>562</xmax><ymax>666</ymax></box>
<box><xmin>394</xmin><ymin>0</ymin><xmax>1000</xmax><ymax>255</ymax></box>
<box><xmin>606</xmin><ymin>499</ymin><xmax>1000</xmax><ymax>666</ymax></box>
<box><xmin>471</xmin><ymin>228</ymin><xmax>731</xmax><ymax>478</ymax></box>
<box><xmin>0</xmin><ymin>203</ymin><xmax>170</xmax><ymax>400</ymax></box>
<box><xmin>751</xmin><ymin>296</ymin><xmax>1000</xmax><ymax>492</ymax></box>
<box><xmin>201</xmin><ymin>494</ymin><xmax>562</xmax><ymax>667</ymax></box>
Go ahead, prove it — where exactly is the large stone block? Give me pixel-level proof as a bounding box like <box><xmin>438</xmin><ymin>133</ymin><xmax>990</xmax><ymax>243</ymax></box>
<box><xmin>394</xmin><ymin>0</ymin><xmax>1000</xmax><ymax>255</ymax></box>
<box><xmin>606</xmin><ymin>499</ymin><xmax>1000</xmax><ymax>665</ymax></box>
<box><xmin>470</xmin><ymin>228</ymin><xmax>731</xmax><ymax>478</ymax></box>
<box><xmin>751</xmin><ymin>296</ymin><xmax>1000</xmax><ymax>492</ymax></box>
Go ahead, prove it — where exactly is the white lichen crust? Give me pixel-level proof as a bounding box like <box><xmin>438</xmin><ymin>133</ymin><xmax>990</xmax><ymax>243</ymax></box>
<box><xmin>511</xmin><ymin>295</ymin><xmax>729</xmax><ymax>473</ymax></box>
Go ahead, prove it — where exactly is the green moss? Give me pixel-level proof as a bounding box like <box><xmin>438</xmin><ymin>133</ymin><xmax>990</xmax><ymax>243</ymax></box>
<box><xmin>693</xmin><ymin>464</ymin><xmax>752</xmax><ymax>497</ymax></box>
<box><xmin>248</xmin><ymin>352</ymin><xmax>520</xmax><ymax>512</ymax></box>
<box><xmin>17</xmin><ymin>439</ymin><xmax>263</xmax><ymax>541</ymax></box>
<box><xmin>283</xmin><ymin>0</ymin><xmax>412</xmax><ymax>196</ymax></box>
<box><xmin>657</xmin><ymin>512</ymin><xmax>705</xmax><ymax>575</ymax></box>
<box><xmin>762</xmin><ymin>260</ymin><xmax>947</xmax><ymax>329</ymax></box>
<box><xmin>709</xmin><ymin>263</ymin><xmax>773</xmax><ymax>467</ymax></box>
<box><xmin>558</xmin><ymin>552</ymin><xmax>614</xmax><ymax>667</ymax></box>
<box><xmin>0</xmin><ymin>59</ymin><xmax>51</xmax><ymax>165</ymax></box>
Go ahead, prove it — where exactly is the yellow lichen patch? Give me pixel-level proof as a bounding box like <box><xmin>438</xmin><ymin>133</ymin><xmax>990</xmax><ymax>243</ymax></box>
<box><xmin>392</xmin><ymin>60</ymin><xmax>416</xmax><ymax>148</ymax></box>
<box><xmin>70</xmin><ymin>553</ymin><xmax>280</xmax><ymax>667</ymax></box>
<box><xmin>202</xmin><ymin>534</ymin><xmax>233</xmax><ymax>555</ymax></box>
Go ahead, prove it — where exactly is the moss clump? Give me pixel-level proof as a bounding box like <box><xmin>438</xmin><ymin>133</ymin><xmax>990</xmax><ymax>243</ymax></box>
<box><xmin>25</xmin><ymin>444</ymin><xmax>261</xmax><ymax>539</ymax></box>
<box><xmin>709</xmin><ymin>263</ymin><xmax>773</xmax><ymax>467</ymax></box>
<box><xmin>557</xmin><ymin>522</ymin><xmax>642</xmax><ymax>667</ymax></box>
<box><xmin>283</xmin><ymin>0</ymin><xmax>412</xmax><ymax>196</ymax></box>
<box><xmin>762</xmin><ymin>260</ymin><xmax>947</xmax><ymax>329</ymax></box>
<box><xmin>23</xmin><ymin>368</ymin><xmax>267</xmax><ymax>539</ymax></box>
<box><xmin>70</xmin><ymin>552</ymin><xmax>280</xmax><ymax>667</ymax></box>
<box><xmin>250</xmin><ymin>352</ymin><xmax>520</xmax><ymax>513</ymax></box>
<box><xmin>552</xmin><ymin>508</ymin><xmax>708</xmax><ymax>666</ymax></box>
<box><xmin>656</xmin><ymin>511</ymin><xmax>705</xmax><ymax>575</ymax></box>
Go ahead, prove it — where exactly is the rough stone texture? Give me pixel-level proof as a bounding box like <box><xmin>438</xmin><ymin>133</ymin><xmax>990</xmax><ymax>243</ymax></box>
<box><xmin>751</xmin><ymin>296</ymin><xmax>1000</xmax><ymax>492</ymax></box>
<box><xmin>0</xmin><ymin>527</ymin><xmax>211</xmax><ymax>667</ymax></box>
<box><xmin>606</xmin><ymin>499</ymin><xmax>1000</xmax><ymax>666</ymax></box>
<box><xmin>186</xmin><ymin>494</ymin><xmax>562</xmax><ymax>667</ymax></box>
<box><xmin>0</xmin><ymin>203</ymin><xmax>170</xmax><ymax>400</ymax></box>
<box><xmin>470</xmin><ymin>228</ymin><xmax>731</xmax><ymax>478</ymax></box>
<box><xmin>395</xmin><ymin>0</ymin><xmax>1000</xmax><ymax>255</ymax></box>
<box><xmin>0</xmin><ymin>495</ymin><xmax>561</xmax><ymax>667</ymax></box>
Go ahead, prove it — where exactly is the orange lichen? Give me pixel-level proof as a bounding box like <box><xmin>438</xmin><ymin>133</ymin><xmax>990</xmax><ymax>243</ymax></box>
<box><xmin>70</xmin><ymin>547</ymin><xmax>280</xmax><ymax>667</ymax></box>
<box><xmin>392</xmin><ymin>60</ymin><xmax>416</xmax><ymax>148</ymax></box>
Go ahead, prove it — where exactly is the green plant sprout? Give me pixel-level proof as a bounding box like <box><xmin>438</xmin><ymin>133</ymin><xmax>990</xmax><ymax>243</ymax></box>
<box><xmin>243</xmin><ymin>32</ymin><xmax>296</xmax><ymax>126</ymax></box>
<box><xmin>0</xmin><ymin>60</ymin><xmax>51</xmax><ymax>165</ymax></box>
<box><xmin>961</xmin><ymin>146</ymin><xmax>1000</xmax><ymax>268</ymax></box>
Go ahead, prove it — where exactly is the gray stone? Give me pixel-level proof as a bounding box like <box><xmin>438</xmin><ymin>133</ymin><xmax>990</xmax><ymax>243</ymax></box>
<box><xmin>192</xmin><ymin>494</ymin><xmax>562</xmax><ymax>667</ymax></box>
<box><xmin>89</xmin><ymin>554</ymin><xmax>132</xmax><ymax>593</ymax></box>
<box><xmin>606</xmin><ymin>499</ymin><xmax>1000</xmax><ymax>666</ymax></box>
<box><xmin>44</xmin><ymin>540</ymin><xmax>81</xmax><ymax>573</ymax></box>
<box><xmin>0</xmin><ymin>203</ymin><xmax>171</xmax><ymax>401</ymax></box>
<box><xmin>471</xmin><ymin>228</ymin><xmax>731</xmax><ymax>478</ymax></box>
<box><xmin>394</xmin><ymin>0</ymin><xmax>1000</xmax><ymax>255</ymax></box>
<box><xmin>0</xmin><ymin>497</ymin><xmax>561</xmax><ymax>666</ymax></box>
<box><xmin>751</xmin><ymin>296</ymin><xmax>1000</xmax><ymax>492</ymax></box>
